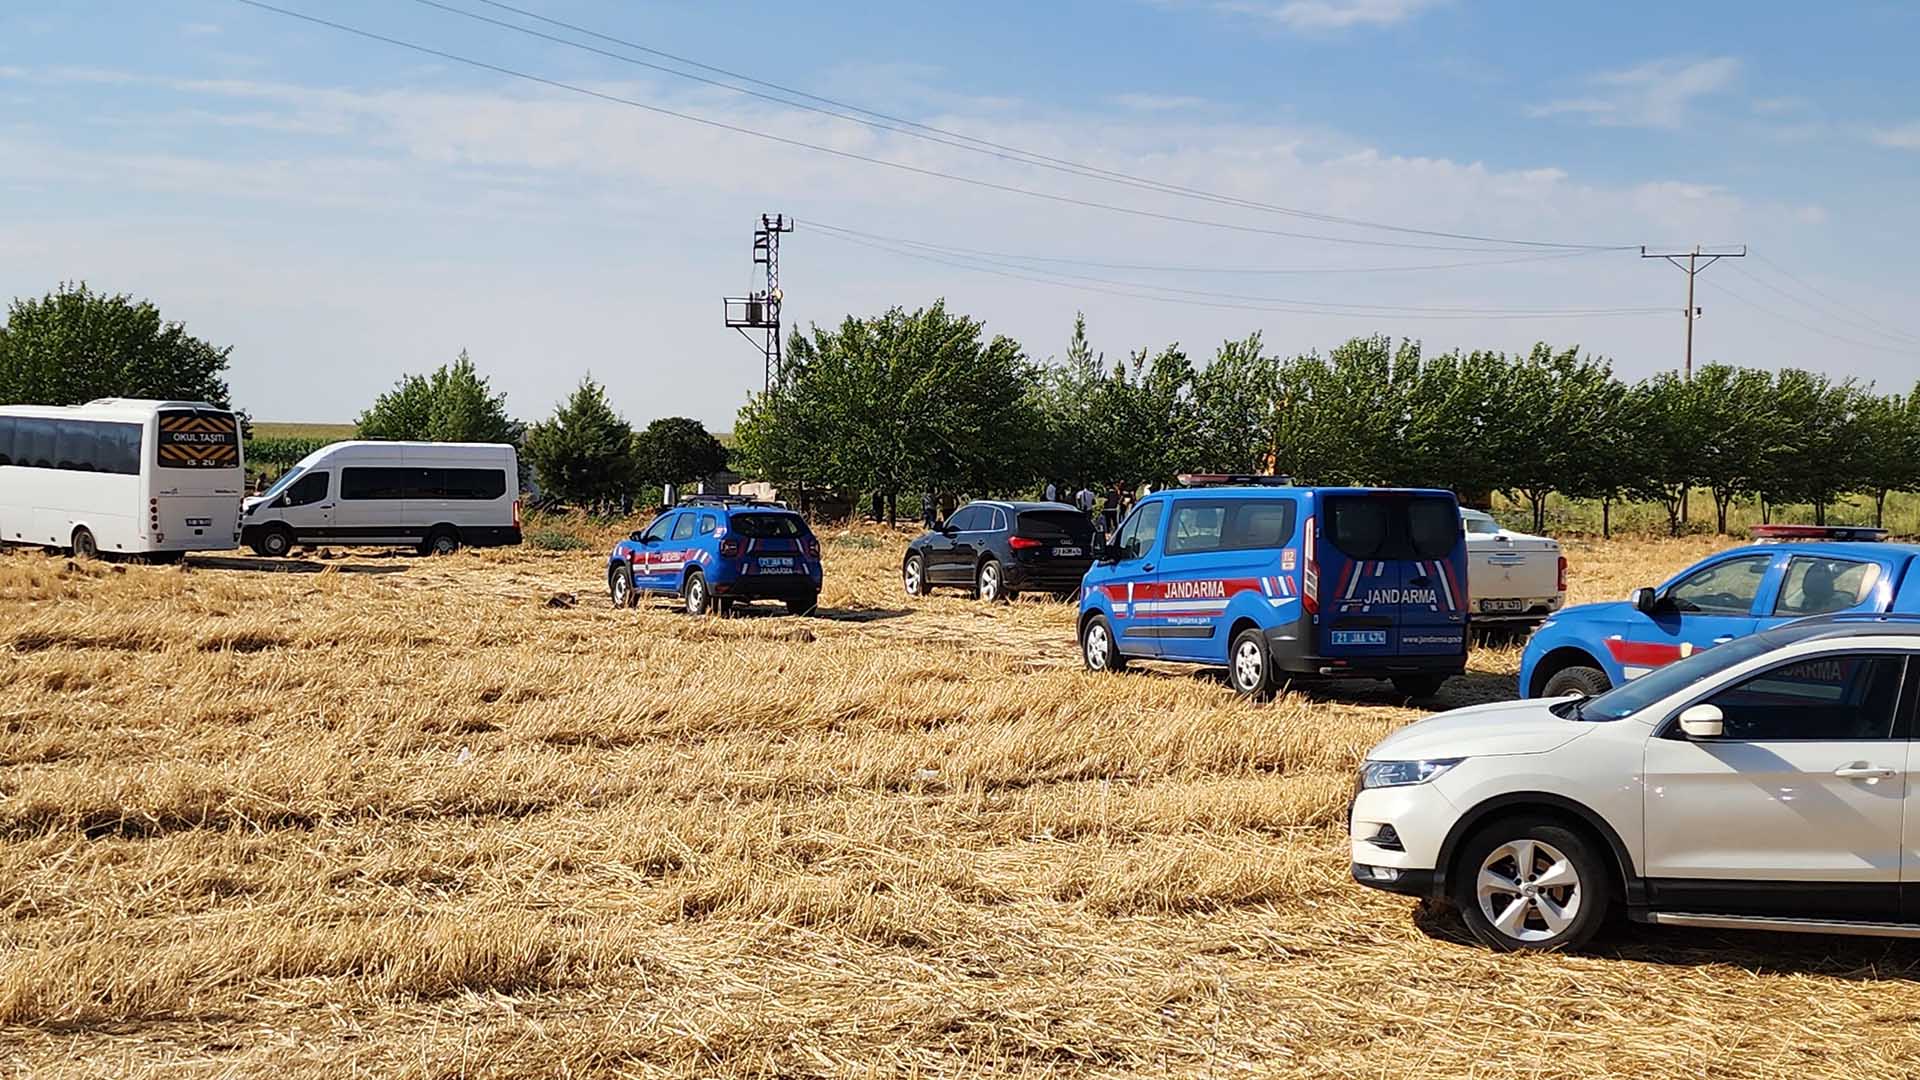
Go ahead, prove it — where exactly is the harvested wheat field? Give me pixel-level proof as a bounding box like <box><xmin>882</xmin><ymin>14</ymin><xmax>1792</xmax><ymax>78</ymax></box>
<box><xmin>5</xmin><ymin>527</ymin><xmax>1920</xmax><ymax>1079</ymax></box>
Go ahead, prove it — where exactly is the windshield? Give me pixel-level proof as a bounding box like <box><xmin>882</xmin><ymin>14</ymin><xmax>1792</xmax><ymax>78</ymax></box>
<box><xmin>1462</xmin><ymin>511</ymin><xmax>1501</xmax><ymax>535</ymax></box>
<box><xmin>1558</xmin><ymin>634</ymin><xmax>1780</xmax><ymax>722</ymax></box>
<box><xmin>259</xmin><ymin>465</ymin><xmax>305</xmax><ymax>501</ymax></box>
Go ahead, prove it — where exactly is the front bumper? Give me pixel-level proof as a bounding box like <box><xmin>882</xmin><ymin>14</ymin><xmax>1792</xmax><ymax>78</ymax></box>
<box><xmin>1350</xmin><ymin>863</ymin><xmax>1439</xmax><ymax>897</ymax></box>
<box><xmin>1347</xmin><ymin>780</ymin><xmax>1453</xmax><ymax>900</ymax></box>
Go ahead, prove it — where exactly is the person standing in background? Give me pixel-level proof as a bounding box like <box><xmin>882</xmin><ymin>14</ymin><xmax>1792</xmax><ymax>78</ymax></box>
<box><xmin>1075</xmin><ymin>484</ymin><xmax>1095</xmax><ymax>517</ymax></box>
<box><xmin>1043</xmin><ymin>481</ymin><xmax>1058</xmax><ymax>503</ymax></box>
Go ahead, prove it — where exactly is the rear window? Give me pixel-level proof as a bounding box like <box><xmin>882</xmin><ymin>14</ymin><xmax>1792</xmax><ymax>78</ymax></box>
<box><xmin>1165</xmin><ymin>498</ymin><xmax>1298</xmax><ymax>555</ymax></box>
<box><xmin>1324</xmin><ymin>495</ymin><xmax>1459</xmax><ymax>561</ymax></box>
<box><xmin>1015</xmin><ymin>510</ymin><xmax>1092</xmax><ymax>542</ymax></box>
<box><xmin>730</xmin><ymin>512</ymin><xmax>807</xmax><ymax>538</ymax></box>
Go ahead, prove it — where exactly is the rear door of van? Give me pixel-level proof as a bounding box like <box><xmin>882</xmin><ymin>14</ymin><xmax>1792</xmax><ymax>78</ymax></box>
<box><xmin>1318</xmin><ymin>493</ymin><xmax>1467</xmax><ymax>661</ymax></box>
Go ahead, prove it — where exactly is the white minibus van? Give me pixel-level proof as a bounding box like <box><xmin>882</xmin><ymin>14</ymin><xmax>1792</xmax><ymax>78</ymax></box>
<box><xmin>242</xmin><ymin>441</ymin><xmax>522</xmax><ymax>556</ymax></box>
<box><xmin>0</xmin><ymin>398</ymin><xmax>244</xmax><ymax>560</ymax></box>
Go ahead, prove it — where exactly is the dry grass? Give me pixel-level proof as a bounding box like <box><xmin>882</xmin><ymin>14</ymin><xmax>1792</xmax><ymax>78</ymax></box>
<box><xmin>5</xmin><ymin>528</ymin><xmax>1920</xmax><ymax>1078</ymax></box>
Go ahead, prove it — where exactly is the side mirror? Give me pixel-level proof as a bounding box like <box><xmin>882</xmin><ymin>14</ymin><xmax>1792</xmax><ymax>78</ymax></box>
<box><xmin>1678</xmin><ymin>703</ymin><xmax>1724</xmax><ymax>739</ymax></box>
<box><xmin>628</xmin><ymin>530</ymin><xmax>646</xmax><ymax>542</ymax></box>
<box><xmin>272</xmin><ymin>495</ymin><xmax>289</xmax><ymax>509</ymax></box>
<box><xmin>939</xmin><ymin>522</ymin><xmax>958</xmax><ymax>537</ymax></box>
<box><xmin>1630</xmin><ymin>587</ymin><xmax>1659</xmax><ymax>614</ymax></box>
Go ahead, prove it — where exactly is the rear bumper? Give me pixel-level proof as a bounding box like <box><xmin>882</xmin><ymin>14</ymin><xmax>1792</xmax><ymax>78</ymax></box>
<box><xmin>713</xmin><ymin>573</ymin><xmax>821</xmax><ymax>600</ymax></box>
<box><xmin>1005</xmin><ymin>560</ymin><xmax>1092</xmax><ymax>590</ymax></box>
<box><xmin>1264</xmin><ymin>617</ymin><xmax>1465</xmax><ymax>678</ymax></box>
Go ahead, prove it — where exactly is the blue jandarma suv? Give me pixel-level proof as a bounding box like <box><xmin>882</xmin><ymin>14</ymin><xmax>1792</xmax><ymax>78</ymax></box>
<box><xmin>607</xmin><ymin>497</ymin><xmax>822</xmax><ymax>615</ymax></box>
<box><xmin>1078</xmin><ymin>477</ymin><xmax>1469</xmax><ymax>699</ymax></box>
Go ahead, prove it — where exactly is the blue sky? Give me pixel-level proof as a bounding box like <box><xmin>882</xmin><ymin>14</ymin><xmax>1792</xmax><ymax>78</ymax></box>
<box><xmin>4</xmin><ymin>0</ymin><xmax>1917</xmax><ymax>425</ymax></box>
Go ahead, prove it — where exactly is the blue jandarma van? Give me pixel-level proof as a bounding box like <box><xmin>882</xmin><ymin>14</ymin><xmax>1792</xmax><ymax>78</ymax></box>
<box><xmin>1077</xmin><ymin>477</ymin><xmax>1469</xmax><ymax>699</ymax></box>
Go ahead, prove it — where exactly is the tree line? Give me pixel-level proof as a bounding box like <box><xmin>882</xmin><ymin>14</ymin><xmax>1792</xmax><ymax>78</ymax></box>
<box><xmin>735</xmin><ymin>303</ymin><xmax>1920</xmax><ymax>536</ymax></box>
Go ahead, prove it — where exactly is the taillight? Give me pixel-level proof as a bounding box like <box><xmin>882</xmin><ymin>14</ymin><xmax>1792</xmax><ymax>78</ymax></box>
<box><xmin>1007</xmin><ymin>535</ymin><xmax>1042</xmax><ymax>550</ymax></box>
<box><xmin>719</xmin><ymin>537</ymin><xmax>743</xmax><ymax>558</ymax></box>
<box><xmin>1557</xmin><ymin>554</ymin><xmax>1568</xmax><ymax>593</ymax></box>
<box><xmin>512</xmin><ymin>498</ymin><xmax>522</xmax><ymax>528</ymax></box>
<box><xmin>1300</xmin><ymin>514</ymin><xmax>1319</xmax><ymax>616</ymax></box>
<box><xmin>803</xmin><ymin>536</ymin><xmax>821</xmax><ymax>559</ymax></box>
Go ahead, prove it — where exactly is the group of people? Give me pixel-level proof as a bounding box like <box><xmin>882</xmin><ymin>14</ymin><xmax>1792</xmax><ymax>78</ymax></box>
<box><xmin>1045</xmin><ymin>481</ymin><xmax>1132</xmax><ymax>532</ymax></box>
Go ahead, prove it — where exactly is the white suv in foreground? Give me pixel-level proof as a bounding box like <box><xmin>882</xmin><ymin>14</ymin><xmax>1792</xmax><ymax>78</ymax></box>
<box><xmin>1350</xmin><ymin>615</ymin><xmax>1920</xmax><ymax>950</ymax></box>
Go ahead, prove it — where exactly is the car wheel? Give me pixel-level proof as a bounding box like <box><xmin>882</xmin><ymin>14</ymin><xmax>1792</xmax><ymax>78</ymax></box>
<box><xmin>70</xmin><ymin>527</ymin><xmax>99</xmax><ymax>560</ymax></box>
<box><xmin>786</xmin><ymin>591</ymin><xmax>818</xmax><ymax>617</ymax></box>
<box><xmin>1228</xmin><ymin>628</ymin><xmax>1276</xmax><ymax>700</ymax></box>
<box><xmin>1081</xmin><ymin>613</ymin><xmax>1126</xmax><ymax>672</ymax></box>
<box><xmin>421</xmin><ymin>528</ymin><xmax>460</xmax><ymax>556</ymax></box>
<box><xmin>976</xmin><ymin>558</ymin><xmax>1005</xmax><ymax>603</ymax></box>
<box><xmin>256</xmin><ymin>526</ymin><xmax>293</xmax><ymax>558</ymax></box>
<box><xmin>1451</xmin><ymin>818</ymin><xmax>1609</xmax><ymax>952</ymax></box>
<box><xmin>1392</xmin><ymin>675</ymin><xmax>1447</xmax><ymax>700</ymax></box>
<box><xmin>609</xmin><ymin>565</ymin><xmax>636</xmax><ymax>608</ymax></box>
<box><xmin>682</xmin><ymin>570</ymin><xmax>711</xmax><ymax>616</ymax></box>
<box><xmin>903</xmin><ymin>553</ymin><xmax>930</xmax><ymax>596</ymax></box>
<box><xmin>1542</xmin><ymin>664</ymin><xmax>1610</xmax><ymax>698</ymax></box>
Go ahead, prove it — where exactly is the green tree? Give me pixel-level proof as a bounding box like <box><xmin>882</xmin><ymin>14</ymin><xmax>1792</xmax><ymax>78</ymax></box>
<box><xmin>522</xmin><ymin>377</ymin><xmax>636</xmax><ymax>510</ymax></box>
<box><xmin>1628</xmin><ymin>373</ymin><xmax>1709</xmax><ymax>536</ymax></box>
<box><xmin>633</xmin><ymin>416</ymin><xmax>728</xmax><ymax>488</ymax></box>
<box><xmin>0</xmin><ymin>282</ymin><xmax>234</xmax><ymax>408</ymax></box>
<box><xmin>735</xmin><ymin>300</ymin><xmax>1040</xmax><ymax>522</ymax></box>
<box><xmin>1687</xmin><ymin>366</ymin><xmax>1779</xmax><ymax>534</ymax></box>
<box><xmin>1189</xmin><ymin>333</ymin><xmax>1277</xmax><ymax>475</ymax></box>
<box><xmin>356</xmin><ymin>349</ymin><xmax>522</xmax><ymax>445</ymax></box>
<box><xmin>1853</xmin><ymin>388</ymin><xmax>1920</xmax><ymax>527</ymax></box>
<box><xmin>1761</xmin><ymin>370</ymin><xmax>1866</xmax><ymax>525</ymax></box>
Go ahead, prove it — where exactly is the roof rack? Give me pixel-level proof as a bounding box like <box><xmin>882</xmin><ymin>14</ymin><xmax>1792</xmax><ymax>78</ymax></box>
<box><xmin>1176</xmin><ymin>473</ymin><xmax>1295</xmax><ymax>488</ymax></box>
<box><xmin>1750</xmin><ymin>524</ymin><xmax>1889</xmax><ymax>543</ymax></box>
<box><xmin>677</xmin><ymin>494</ymin><xmax>789</xmax><ymax>509</ymax></box>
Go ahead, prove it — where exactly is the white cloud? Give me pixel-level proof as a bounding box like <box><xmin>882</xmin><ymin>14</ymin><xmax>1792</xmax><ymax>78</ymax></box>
<box><xmin>1529</xmin><ymin>56</ymin><xmax>1741</xmax><ymax>130</ymax></box>
<box><xmin>1162</xmin><ymin>0</ymin><xmax>1443</xmax><ymax>31</ymax></box>
<box><xmin>1870</xmin><ymin>122</ymin><xmax>1920</xmax><ymax>149</ymax></box>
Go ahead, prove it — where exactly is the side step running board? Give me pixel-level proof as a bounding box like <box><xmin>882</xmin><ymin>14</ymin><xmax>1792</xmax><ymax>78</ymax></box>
<box><xmin>1646</xmin><ymin>912</ymin><xmax>1920</xmax><ymax>939</ymax></box>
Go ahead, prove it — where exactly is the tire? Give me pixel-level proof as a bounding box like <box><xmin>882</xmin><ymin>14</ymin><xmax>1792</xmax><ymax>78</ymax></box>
<box><xmin>1392</xmin><ymin>675</ymin><xmax>1447</xmax><ymax>700</ymax></box>
<box><xmin>609</xmin><ymin>565</ymin><xmax>636</xmax><ymax>609</ymax></box>
<box><xmin>256</xmin><ymin>526</ymin><xmax>294</xmax><ymax>559</ymax></box>
<box><xmin>903</xmin><ymin>553</ymin><xmax>931</xmax><ymax>597</ymax></box>
<box><xmin>786</xmin><ymin>591</ymin><xmax>818</xmax><ymax>617</ymax></box>
<box><xmin>976</xmin><ymin>558</ymin><xmax>1006</xmax><ymax>603</ymax></box>
<box><xmin>70</xmin><ymin>527</ymin><xmax>99</xmax><ymax>560</ymax></box>
<box><xmin>1228</xmin><ymin>627</ymin><xmax>1277</xmax><ymax>700</ymax></box>
<box><xmin>421</xmin><ymin>528</ymin><xmax>461</xmax><ymax>556</ymax></box>
<box><xmin>1081</xmin><ymin>613</ymin><xmax>1126</xmax><ymax>672</ymax></box>
<box><xmin>682</xmin><ymin>570</ymin><xmax>711</xmax><ymax>616</ymax></box>
<box><xmin>1451</xmin><ymin>817</ymin><xmax>1610</xmax><ymax>952</ymax></box>
<box><xmin>1542</xmin><ymin>664</ymin><xmax>1610</xmax><ymax>699</ymax></box>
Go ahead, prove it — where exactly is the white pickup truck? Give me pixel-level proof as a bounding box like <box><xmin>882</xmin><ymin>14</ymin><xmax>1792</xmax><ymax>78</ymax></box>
<box><xmin>1461</xmin><ymin>508</ymin><xmax>1564</xmax><ymax>628</ymax></box>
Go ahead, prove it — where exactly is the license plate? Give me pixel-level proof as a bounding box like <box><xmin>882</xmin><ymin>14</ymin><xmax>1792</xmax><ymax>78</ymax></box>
<box><xmin>185</xmin><ymin>517</ymin><xmax>213</xmax><ymax>527</ymax></box>
<box><xmin>1053</xmin><ymin>546</ymin><xmax>1083</xmax><ymax>557</ymax></box>
<box><xmin>1331</xmin><ymin>630</ymin><xmax>1388</xmax><ymax>646</ymax></box>
<box><xmin>758</xmin><ymin>557</ymin><xmax>796</xmax><ymax>573</ymax></box>
<box><xmin>1480</xmin><ymin>598</ymin><xmax>1526</xmax><ymax>613</ymax></box>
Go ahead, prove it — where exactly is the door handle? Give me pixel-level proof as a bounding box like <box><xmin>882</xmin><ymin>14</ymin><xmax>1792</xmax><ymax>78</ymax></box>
<box><xmin>1712</xmin><ymin>635</ymin><xmax>1734</xmax><ymax>644</ymax></box>
<box><xmin>1142</xmin><ymin>563</ymin><xmax>1155</xmax><ymax>572</ymax></box>
<box><xmin>1834</xmin><ymin>765</ymin><xmax>1898</xmax><ymax>780</ymax></box>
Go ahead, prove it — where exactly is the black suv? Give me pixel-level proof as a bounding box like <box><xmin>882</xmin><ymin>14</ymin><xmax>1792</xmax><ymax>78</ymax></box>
<box><xmin>903</xmin><ymin>500</ymin><xmax>1095</xmax><ymax>602</ymax></box>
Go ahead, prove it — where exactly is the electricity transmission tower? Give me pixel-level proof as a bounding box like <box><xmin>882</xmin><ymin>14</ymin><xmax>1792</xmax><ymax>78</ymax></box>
<box><xmin>723</xmin><ymin>214</ymin><xmax>795</xmax><ymax>395</ymax></box>
<box><xmin>1640</xmin><ymin>245</ymin><xmax>1747</xmax><ymax>379</ymax></box>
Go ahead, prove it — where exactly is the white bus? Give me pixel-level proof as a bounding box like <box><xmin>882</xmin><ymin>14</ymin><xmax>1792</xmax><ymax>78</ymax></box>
<box><xmin>0</xmin><ymin>398</ymin><xmax>244</xmax><ymax>560</ymax></box>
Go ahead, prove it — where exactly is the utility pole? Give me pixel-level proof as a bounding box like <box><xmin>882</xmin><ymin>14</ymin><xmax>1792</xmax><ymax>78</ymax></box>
<box><xmin>723</xmin><ymin>213</ymin><xmax>795</xmax><ymax>395</ymax></box>
<box><xmin>1640</xmin><ymin>245</ymin><xmax>1746</xmax><ymax>379</ymax></box>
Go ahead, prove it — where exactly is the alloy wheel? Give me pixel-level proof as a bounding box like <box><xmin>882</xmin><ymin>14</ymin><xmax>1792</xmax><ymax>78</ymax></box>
<box><xmin>1084</xmin><ymin>620</ymin><xmax>1110</xmax><ymax>669</ymax></box>
<box><xmin>1232</xmin><ymin>638</ymin><xmax>1265</xmax><ymax>691</ymax></box>
<box><xmin>1476</xmin><ymin>838</ymin><xmax>1582</xmax><ymax>944</ymax></box>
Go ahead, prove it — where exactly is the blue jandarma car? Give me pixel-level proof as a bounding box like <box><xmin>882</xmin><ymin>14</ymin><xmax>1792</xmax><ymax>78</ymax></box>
<box><xmin>1078</xmin><ymin>476</ymin><xmax>1470</xmax><ymax>700</ymax></box>
<box><xmin>1520</xmin><ymin>525</ymin><xmax>1920</xmax><ymax>697</ymax></box>
<box><xmin>607</xmin><ymin>496</ymin><xmax>822</xmax><ymax>615</ymax></box>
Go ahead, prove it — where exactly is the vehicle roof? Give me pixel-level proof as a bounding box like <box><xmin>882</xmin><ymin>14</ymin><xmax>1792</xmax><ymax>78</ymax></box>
<box><xmin>1755</xmin><ymin>612</ymin><xmax>1920</xmax><ymax>646</ymax></box>
<box><xmin>303</xmin><ymin>440</ymin><xmax>517</xmax><ymax>453</ymax></box>
<box><xmin>964</xmin><ymin>500</ymin><xmax>1080</xmax><ymax>511</ymax></box>
<box><xmin>1708</xmin><ymin>540</ymin><xmax>1920</xmax><ymax>561</ymax></box>
<box><xmin>1141</xmin><ymin>485</ymin><xmax>1456</xmax><ymax>499</ymax></box>
<box><xmin>0</xmin><ymin>399</ymin><xmax>227</xmax><ymax>421</ymax></box>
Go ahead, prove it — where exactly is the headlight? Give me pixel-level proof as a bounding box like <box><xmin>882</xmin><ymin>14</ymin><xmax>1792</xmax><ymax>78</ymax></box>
<box><xmin>1359</xmin><ymin>758</ymin><xmax>1462</xmax><ymax>789</ymax></box>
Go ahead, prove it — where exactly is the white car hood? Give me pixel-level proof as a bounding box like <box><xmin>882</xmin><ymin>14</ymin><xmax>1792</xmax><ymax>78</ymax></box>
<box><xmin>1368</xmin><ymin>697</ymin><xmax>1592</xmax><ymax>761</ymax></box>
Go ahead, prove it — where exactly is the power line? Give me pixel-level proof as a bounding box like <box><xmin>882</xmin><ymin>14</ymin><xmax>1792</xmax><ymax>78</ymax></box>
<box><xmin>1736</xmin><ymin>255</ymin><xmax>1920</xmax><ymax>348</ymax></box>
<box><xmin>1699</xmin><ymin>278</ymin><xmax>1920</xmax><ymax>361</ymax></box>
<box><xmin>234</xmin><ymin>0</ymin><xmax>1620</xmax><ymax>254</ymax></box>
<box><xmin>426</xmin><ymin>0</ymin><xmax>1630</xmax><ymax>252</ymax></box>
<box><xmin>790</xmin><ymin>221</ymin><xmax>1606</xmax><ymax>276</ymax></box>
<box><xmin>1640</xmin><ymin>245</ymin><xmax>1746</xmax><ymax>378</ymax></box>
<box><xmin>815</xmin><ymin>228</ymin><xmax>1668</xmax><ymax>321</ymax></box>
